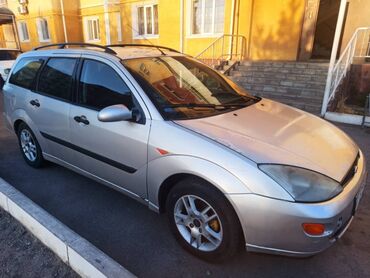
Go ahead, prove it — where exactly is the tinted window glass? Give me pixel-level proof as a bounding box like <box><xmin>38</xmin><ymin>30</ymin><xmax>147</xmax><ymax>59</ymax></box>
<box><xmin>38</xmin><ymin>58</ymin><xmax>76</xmax><ymax>101</ymax></box>
<box><xmin>79</xmin><ymin>60</ymin><xmax>133</xmax><ymax>110</ymax></box>
<box><xmin>9</xmin><ymin>58</ymin><xmax>43</xmax><ymax>89</ymax></box>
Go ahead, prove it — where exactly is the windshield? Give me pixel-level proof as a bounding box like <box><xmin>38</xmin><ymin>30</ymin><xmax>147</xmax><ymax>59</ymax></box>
<box><xmin>122</xmin><ymin>56</ymin><xmax>259</xmax><ymax>120</ymax></box>
<box><xmin>0</xmin><ymin>50</ymin><xmax>21</xmax><ymax>61</ymax></box>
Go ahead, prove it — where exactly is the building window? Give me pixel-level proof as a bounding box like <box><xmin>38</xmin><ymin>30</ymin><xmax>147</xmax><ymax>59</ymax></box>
<box><xmin>135</xmin><ymin>3</ymin><xmax>158</xmax><ymax>37</ymax></box>
<box><xmin>84</xmin><ymin>17</ymin><xmax>100</xmax><ymax>42</ymax></box>
<box><xmin>191</xmin><ymin>0</ymin><xmax>224</xmax><ymax>35</ymax></box>
<box><xmin>17</xmin><ymin>21</ymin><xmax>30</xmax><ymax>42</ymax></box>
<box><xmin>36</xmin><ymin>18</ymin><xmax>51</xmax><ymax>42</ymax></box>
<box><xmin>116</xmin><ymin>12</ymin><xmax>122</xmax><ymax>42</ymax></box>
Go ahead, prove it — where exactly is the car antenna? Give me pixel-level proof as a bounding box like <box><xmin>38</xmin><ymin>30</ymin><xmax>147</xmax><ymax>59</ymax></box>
<box><xmin>121</xmin><ymin>10</ymin><xmax>166</xmax><ymax>56</ymax></box>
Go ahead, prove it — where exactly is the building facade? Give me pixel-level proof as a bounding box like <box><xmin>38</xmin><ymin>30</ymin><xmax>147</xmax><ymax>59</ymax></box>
<box><xmin>0</xmin><ymin>0</ymin><xmax>369</xmax><ymax>60</ymax></box>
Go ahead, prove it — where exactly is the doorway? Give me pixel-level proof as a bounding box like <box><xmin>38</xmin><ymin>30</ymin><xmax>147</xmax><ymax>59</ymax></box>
<box><xmin>311</xmin><ymin>0</ymin><xmax>343</xmax><ymax>59</ymax></box>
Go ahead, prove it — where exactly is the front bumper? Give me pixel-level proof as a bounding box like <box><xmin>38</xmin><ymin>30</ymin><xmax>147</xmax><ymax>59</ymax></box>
<box><xmin>228</xmin><ymin>151</ymin><xmax>368</xmax><ymax>257</ymax></box>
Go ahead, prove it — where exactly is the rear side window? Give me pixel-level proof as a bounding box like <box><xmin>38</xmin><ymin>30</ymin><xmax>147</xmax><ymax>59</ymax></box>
<box><xmin>9</xmin><ymin>58</ymin><xmax>43</xmax><ymax>89</ymax></box>
<box><xmin>38</xmin><ymin>58</ymin><xmax>77</xmax><ymax>101</ymax></box>
<box><xmin>79</xmin><ymin>59</ymin><xmax>133</xmax><ymax>110</ymax></box>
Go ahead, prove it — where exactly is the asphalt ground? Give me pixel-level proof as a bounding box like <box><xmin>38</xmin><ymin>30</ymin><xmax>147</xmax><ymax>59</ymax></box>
<box><xmin>1</xmin><ymin>96</ymin><xmax>370</xmax><ymax>277</ymax></box>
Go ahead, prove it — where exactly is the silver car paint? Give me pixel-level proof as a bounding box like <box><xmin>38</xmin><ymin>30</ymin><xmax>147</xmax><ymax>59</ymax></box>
<box><xmin>2</xmin><ymin>48</ymin><xmax>367</xmax><ymax>257</ymax></box>
<box><xmin>229</xmin><ymin>151</ymin><xmax>366</xmax><ymax>256</ymax></box>
<box><xmin>176</xmin><ymin>99</ymin><xmax>358</xmax><ymax>182</ymax></box>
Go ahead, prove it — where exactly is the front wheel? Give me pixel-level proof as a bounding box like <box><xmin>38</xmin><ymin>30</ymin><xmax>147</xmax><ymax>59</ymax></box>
<box><xmin>166</xmin><ymin>178</ymin><xmax>243</xmax><ymax>262</ymax></box>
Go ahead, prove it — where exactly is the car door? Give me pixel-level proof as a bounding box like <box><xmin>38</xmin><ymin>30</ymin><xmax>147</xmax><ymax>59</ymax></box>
<box><xmin>69</xmin><ymin>56</ymin><xmax>151</xmax><ymax>198</ymax></box>
<box><xmin>26</xmin><ymin>56</ymin><xmax>78</xmax><ymax>164</ymax></box>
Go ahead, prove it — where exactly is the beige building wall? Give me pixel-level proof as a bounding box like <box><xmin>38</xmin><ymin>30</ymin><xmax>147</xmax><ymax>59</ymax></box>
<box><xmin>1</xmin><ymin>0</ymin><xmax>369</xmax><ymax>60</ymax></box>
<box><xmin>248</xmin><ymin>0</ymin><xmax>305</xmax><ymax>60</ymax></box>
<box><xmin>340</xmin><ymin>0</ymin><xmax>370</xmax><ymax>55</ymax></box>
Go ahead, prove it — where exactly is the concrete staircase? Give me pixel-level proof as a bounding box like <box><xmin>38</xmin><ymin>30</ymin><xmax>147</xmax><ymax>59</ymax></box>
<box><xmin>229</xmin><ymin>61</ymin><xmax>329</xmax><ymax>114</ymax></box>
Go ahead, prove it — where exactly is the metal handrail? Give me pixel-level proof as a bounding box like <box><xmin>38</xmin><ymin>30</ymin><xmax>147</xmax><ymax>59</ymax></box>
<box><xmin>195</xmin><ymin>34</ymin><xmax>247</xmax><ymax>68</ymax></box>
<box><xmin>327</xmin><ymin>27</ymin><xmax>370</xmax><ymax>103</ymax></box>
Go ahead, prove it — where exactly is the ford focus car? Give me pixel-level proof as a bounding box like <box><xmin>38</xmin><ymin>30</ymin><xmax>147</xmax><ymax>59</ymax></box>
<box><xmin>2</xmin><ymin>43</ymin><xmax>367</xmax><ymax>261</ymax></box>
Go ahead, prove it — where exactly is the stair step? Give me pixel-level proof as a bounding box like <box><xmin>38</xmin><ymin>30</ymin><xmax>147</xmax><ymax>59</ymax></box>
<box><xmin>236</xmin><ymin>66</ymin><xmax>328</xmax><ymax>75</ymax></box>
<box><xmin>231</xmin><ymin>72</ymin><xmax>327</xmax><ymax>83</ymax></box>
<box><xmin>231</xmin><ymin>77</ymin><xmax>326</xmax><ymax>89</ymax></box>
<box><xmin>227</xmin><ymin>60</ymin><xmax>327</xmax><ymax>114</ymax></box>
<box><xmin>240</xmin><ymin>61</ymin><xmax>329</xmax><ymax>68</ymax></box>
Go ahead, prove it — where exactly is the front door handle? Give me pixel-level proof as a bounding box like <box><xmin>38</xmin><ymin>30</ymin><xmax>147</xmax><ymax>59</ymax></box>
<box><xmin>30</xmin><ymin>99</ymin><xmax>40</xmax><ymax>107</ymax></box>
<box><xmin>74</xmin><ymin>115</ymin><xmax>90</xmax><ymax>125</ymax></box>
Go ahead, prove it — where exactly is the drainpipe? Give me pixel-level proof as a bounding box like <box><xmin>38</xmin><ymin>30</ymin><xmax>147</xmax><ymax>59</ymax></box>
<box><xmin>60</xmin><ymin>0</ymin><xmax>68</xmax><ymax>43</ymax></box>
<box><xmin>12</xmin><ymin>15</ymin><xmax>21</xmax><ymax>50</ymax></box>
<box><xmin>180</xmin><ymin>0</ymin><xmax>184</xmax><ymax>53</ymax></box>
<box><xmin>320</xmin><ymin>0</ymin><xmax>348</xmax><ymax>116</ymax></box>
<box><xmin>104</xmin><ymin>0</ymin><xmax>111</xmax><ymax>45</ymax></box>
<box><xmin>229</xmin><ymin>0</ymin><xmax>236</xmax><ymax>59</ymax></box>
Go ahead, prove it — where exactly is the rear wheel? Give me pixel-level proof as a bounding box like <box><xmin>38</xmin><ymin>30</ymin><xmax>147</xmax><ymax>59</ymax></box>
<box><xmin>17</xmin><ymin>123</ymin><xmax>44</xmax><ymax>168</ymax></box>
<box><xmin>166</xmin><ymin>177</ymin><xmax>243</xmax><ymax>262</ymax></box>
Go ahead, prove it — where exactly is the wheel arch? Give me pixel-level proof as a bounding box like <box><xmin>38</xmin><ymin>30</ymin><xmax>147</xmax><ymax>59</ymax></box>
<box><xmin>158</xmin><ymin>173</ymin><xmax>206</xmax><ymax>213</ymax></box>
<box><xmin>158</xmin><ymin>172</ymin><xmax>246</xmax><ymax>246</ymax></box>
<box><xmin>13</xmin><ymin>118</ymin><xmax>24</xmax><ymax>133</ymax></box>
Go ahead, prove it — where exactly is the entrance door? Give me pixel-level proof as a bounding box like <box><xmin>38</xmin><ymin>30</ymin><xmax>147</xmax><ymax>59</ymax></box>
<box><xmin>311</xmin><ymin>0</ymin><xmax>344</xmax><ymax>59</ymax></box>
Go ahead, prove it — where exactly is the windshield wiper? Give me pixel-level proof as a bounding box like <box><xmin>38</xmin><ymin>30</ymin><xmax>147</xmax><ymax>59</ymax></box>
<box><xmin>163</xmin><ymin>103</ymin><xmax>248</xmax><ymax>110</ymax></box>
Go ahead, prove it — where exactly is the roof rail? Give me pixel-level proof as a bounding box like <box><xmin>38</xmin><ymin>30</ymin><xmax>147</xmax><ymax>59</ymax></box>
<box><xmin>107</xmin><ymin>44</ymin><xmax>181</xmax><ymax>54</ymax></box>
<box><xmin>32</xmin><ymin>43</ymin><xmax>117</xmax><ymax>55</ymax></box>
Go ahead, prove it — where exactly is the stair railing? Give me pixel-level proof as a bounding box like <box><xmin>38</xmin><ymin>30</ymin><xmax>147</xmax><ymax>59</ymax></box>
<box><xmin>322</xmin><ymin>27</ymin><xmax>370</xmax><ymax>114</ymax></box>
<box><xmin>195</xmin><ymin>34</ymin><xmax>246</xmax><ymax>68</ymax></box>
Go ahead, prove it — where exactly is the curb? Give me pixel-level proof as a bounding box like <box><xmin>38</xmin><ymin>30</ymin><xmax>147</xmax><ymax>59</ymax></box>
<box><xmin>0</xmin><ymin>178</ymin><xmax>135</xmax><ymax>278</ymax></box>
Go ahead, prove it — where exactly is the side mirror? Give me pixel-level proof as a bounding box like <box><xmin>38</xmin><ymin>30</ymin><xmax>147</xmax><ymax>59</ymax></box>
<box><xmin>98</xmin><ymin>104</ymin><xmax>133</xmax><ymax>122</ymax></box>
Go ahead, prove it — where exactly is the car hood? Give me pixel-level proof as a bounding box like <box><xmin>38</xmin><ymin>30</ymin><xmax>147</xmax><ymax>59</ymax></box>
<box><xmin>175</xmin><ymin>99</ymin><xmax>358</xmax><ymax>181</ymax></box>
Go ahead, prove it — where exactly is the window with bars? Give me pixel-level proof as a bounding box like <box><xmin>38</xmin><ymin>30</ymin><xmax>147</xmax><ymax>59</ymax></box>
<box><xmin>84</xmin><ymin>17</ymin><xmax>100</xmax><ymax>42</ymax></box>
<box><xmin>36</xmin><ymin>18</ymin><xmax>50</xmax><ymax>42</ymax></box>
<box><xmin>191</xmin><ymin>0</ymin><xmax>224</xmax><ymax>35</ymax></box>
<box><xmin>17</xmin><ymin>21</ymin><xmax>30</xmax><ymax>42</ymax></box>
<box><xmin>136</xmin><ymin>4</ymin><xmax>158</xmax><ymax>37</ymax></box>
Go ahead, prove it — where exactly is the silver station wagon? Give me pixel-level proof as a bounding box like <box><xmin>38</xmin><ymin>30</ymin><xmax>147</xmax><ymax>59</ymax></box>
<box><xmin>2</xmin><ymin>43</ymin><xmax>367</xmax><ymax>261</ymax></box>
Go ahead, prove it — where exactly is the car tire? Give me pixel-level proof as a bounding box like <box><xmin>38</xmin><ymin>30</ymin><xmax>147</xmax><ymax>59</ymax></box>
<box><xmin>17</xmin><ymin>123</ymin><xmax>44</xmax><ymax>168</ymax></box>
<box><xmin>166</xmin><ymin>177</ymin><xmax>243</xmax><ymax>262</ymax></box>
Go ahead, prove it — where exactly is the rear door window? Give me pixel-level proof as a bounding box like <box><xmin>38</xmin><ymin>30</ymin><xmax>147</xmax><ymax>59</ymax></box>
<box><xmin>78</xmin><ymin>59</ymin><xmax>133</xmax><ymax>110</ymax></box>
<box><xmin>38</xmin><ymin>58</ymin><xmax>77</xmax><ymax>101</ymax></box>
<box><xmin>9</xmin><ymin>57</ymin><xmax>43</xmax><ymax>89</ymax></box>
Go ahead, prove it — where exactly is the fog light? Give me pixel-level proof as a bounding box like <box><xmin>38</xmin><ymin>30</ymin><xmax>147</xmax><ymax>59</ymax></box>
<box><xmin>302</xmin><ymin>223</ymin><xmax>325</xmax><ymax>236</ymax></box>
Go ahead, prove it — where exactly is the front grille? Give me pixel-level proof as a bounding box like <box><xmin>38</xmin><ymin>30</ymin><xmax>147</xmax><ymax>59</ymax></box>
<box><xmin>341</xmin><ymin>153</ymin><xmax>360</xmax><ymax>187</ymax></box>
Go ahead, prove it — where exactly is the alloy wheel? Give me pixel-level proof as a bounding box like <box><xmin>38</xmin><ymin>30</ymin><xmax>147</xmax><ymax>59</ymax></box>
<box><xmin>20</xmin><ymin>129</ymin><xmax>37</xmax><ymax>162</ymax></box>
<box><xmin>173</xmin><ymin>195</ymin><xmax>223</xmax><ymax>252</ymax></box>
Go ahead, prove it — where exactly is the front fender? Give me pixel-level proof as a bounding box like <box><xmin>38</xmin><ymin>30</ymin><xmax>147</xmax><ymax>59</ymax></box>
<box><xmin>147</xmin><ymin>155</ymin><xmax>252</xmax><ymax>209</ymax></box>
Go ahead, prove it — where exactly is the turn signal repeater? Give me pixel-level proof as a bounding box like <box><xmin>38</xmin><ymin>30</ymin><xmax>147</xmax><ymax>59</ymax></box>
<box><xmin>156</xmin><ymin>148</ymin><xmax>169</xmax><ymax>155</ymax></box>
<box><xmin>302</xmin><ymin>223</ymin><xmax>325</xmax><ymax>236</ymax></box>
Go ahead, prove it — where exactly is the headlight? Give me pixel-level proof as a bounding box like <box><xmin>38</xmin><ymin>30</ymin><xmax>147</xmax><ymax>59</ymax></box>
<box><xmin>259</xmin><ymin>164</ymin><xmax>342</xmax><ymax>202</ymax></box>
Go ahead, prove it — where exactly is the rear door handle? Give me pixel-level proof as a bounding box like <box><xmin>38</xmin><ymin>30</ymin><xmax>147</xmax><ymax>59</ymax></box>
<box><xmin>74</xmin><ymin>115</ymin><xmax>89</xmax><ymax>125</ymax></box>
<box><xmin>30</xmin><ymin>99</ymin><xmax>40</xmax><ymax>107</ymax></box>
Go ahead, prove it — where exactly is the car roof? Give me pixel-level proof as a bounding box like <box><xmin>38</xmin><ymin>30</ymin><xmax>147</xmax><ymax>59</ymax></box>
<box><xmin>19</xmin><ymin>44</ymin><xmax>186</xmax><ymax>61</ymax></box>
